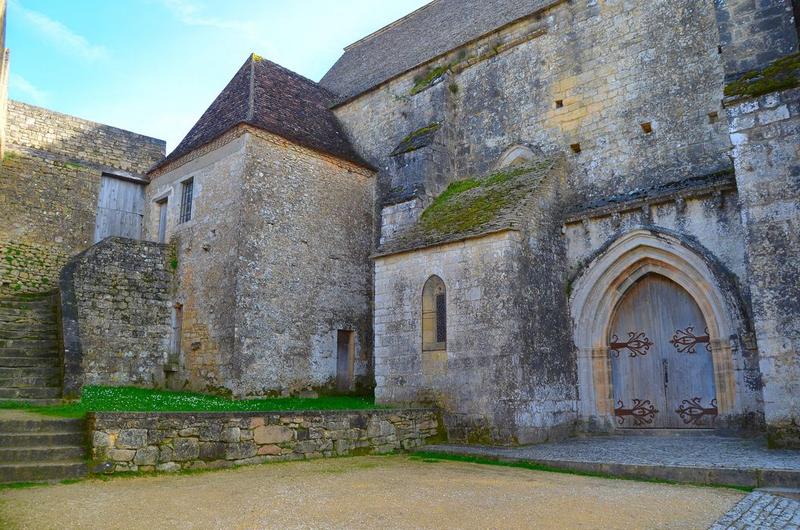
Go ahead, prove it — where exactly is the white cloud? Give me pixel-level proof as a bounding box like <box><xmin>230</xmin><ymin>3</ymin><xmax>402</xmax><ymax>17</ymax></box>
<box><xmin>9</xmin><ymin>74</ymin><xmax>49</xmax><ymax>105</ymax></box>
<box><xmin>10</xmin><ymin>0</ymin><xmax>109</xmax><ymax>62</ymax></box>
<box><xmin>160</xmin><ymin>0</ymin><xmax>257</xmax><ymax>36</ymax></box>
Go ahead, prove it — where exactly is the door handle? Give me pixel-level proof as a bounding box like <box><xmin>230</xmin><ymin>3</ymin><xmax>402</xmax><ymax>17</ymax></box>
<box><xmin>663</xmin><ymin>359</ymin><xmax>669</xmax><ymax>388</ymax></box>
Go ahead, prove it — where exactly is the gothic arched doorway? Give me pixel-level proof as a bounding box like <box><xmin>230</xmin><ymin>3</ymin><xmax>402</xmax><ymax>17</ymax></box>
<box><xmin>609</xmin><ymin>273</ymin><xmax>717</xmax><ymax>428</ymax></box>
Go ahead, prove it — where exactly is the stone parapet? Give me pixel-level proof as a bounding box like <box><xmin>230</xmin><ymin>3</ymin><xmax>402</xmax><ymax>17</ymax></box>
<box><xmin>88</xmin><ymin>408</ymin><xmax>442</xmax><ymax>473</ymax></box>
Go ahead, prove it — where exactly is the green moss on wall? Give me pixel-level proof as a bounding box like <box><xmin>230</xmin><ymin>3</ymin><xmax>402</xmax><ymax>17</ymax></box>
<box><xmin>419</xmin><ymin>164</ymin><xmax>544</xmax><ymax>236</ymax></box>
<box><xmin>391</xmin><ymin>122</ymin><xmax>440</xmax><ymax>156</ymax></box>
<box><xmin>724</xmin><ymin>52</ymin><xmax>800</xmax><ymax>99</ymax></box>
<box><xmin>410</xmin><ymin>64</ymin><xmax>451</xmax><ymax>95</ymax></box>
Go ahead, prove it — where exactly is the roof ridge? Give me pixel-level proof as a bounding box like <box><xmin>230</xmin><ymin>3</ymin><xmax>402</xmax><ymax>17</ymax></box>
<box><xmin>246</xmin><ymin>53</ymin><xmax>256</xmax><ymax>122</ymax></box>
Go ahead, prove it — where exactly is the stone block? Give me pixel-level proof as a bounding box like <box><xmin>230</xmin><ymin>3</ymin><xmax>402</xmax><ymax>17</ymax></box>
<box><xmin>221</xmin><ymin>427</ymin><xmax>241</xmax><ymax>443</ymax></box>
<box><xmin>257</xmin><ymin>444</ymin><xmax>282</xmax><ymax>455</ymax></box>
<box><xmin>116</xmin><ymin>429</ymin><xmax>148</xmax><ymax>449</ymax></box>
<box><xmin>253</xmin><ymin>425</ymin><xmax>294</xmax><ymax>444</ymax></box>
<box><xmin>92</xmin><ymin>431</ymin><xmax>111</xmax><ymax>448</ymax></box>
<box><xmin>199</xmin><ymin>442</ymin><xmax>226</xmax><ymax>460</ymax></box>
<box><xmin>156</xmin><ymin>462</ymin><xmax>181</xmax><ymax>472</ymax></box>
<box><xmin>108</xmin><ymin>449</ymin><xmax>136</xmax><ymax>462</ymax></box>
<box><xmin>224</xmin><ymin>442</ymin><xmax>258</xmax><ymax>460</ymax></box>
<box><xmin>134</xmin><ymin>446</ymin><xmax>159</xmax><ymax>465</ymax></box>
<box><xmin>172</xmin><ymin>438</ymin><xmax>200</xmax><ymax>461</ymax></box>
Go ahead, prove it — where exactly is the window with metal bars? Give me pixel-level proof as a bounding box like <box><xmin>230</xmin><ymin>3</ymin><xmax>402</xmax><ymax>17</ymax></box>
<box><xmin>435</xmin><ymin>293</ymin><xmax>446</xmax><ymax>343</ymax></box>
<box><xmin>179</xmin><ymin>178</ymin><xmax>193</xmax><ymax>224</ymax></box>
<box><xmin>422</xmin><ymin>275</ymin><xmax>446</xmax><ymax>351</ymax></box>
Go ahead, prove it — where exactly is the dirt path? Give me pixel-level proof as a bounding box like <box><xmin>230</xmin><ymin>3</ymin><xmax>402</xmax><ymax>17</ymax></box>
<box><xmin>0</xmin><ymin>455</ymin><xmax>742</xmax><ymax>529</ymax></box>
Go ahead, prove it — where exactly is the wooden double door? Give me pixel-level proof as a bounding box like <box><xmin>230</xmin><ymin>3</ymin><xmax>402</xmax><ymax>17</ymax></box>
<box><xmin>609</xmin><ymin>274</ymin><xmax>718</xmax><ymax>428</ymax></box>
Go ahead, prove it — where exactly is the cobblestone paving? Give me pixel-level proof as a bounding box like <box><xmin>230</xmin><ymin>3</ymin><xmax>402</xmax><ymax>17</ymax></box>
<box><xmin>427</xmin><ymin>434</ymin><xmax>800</xmax><ymax>470</ymax></box>
<box><xmin>709</xmin><ymin>492</ymin><xmax>800</xmax><ymax>529</ymax></box>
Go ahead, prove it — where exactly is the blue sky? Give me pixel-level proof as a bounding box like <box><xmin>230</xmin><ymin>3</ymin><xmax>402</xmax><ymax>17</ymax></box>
<box><xmin>7</xmin><ymin>0</ymin><xmax>429</xmax><ymax>151</ymax></box>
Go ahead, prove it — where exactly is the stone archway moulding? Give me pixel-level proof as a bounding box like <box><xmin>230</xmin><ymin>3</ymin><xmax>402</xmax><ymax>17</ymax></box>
<box><xmin>569</xmin><ymin>229</ymin><xmax>740</xmax><ymax>424</ymax></box>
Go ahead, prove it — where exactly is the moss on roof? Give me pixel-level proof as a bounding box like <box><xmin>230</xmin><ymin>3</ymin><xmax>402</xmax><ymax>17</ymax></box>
<box><xmin>724</xmin><ymin>52</ymin><xmax>800</xmax><ymax>99</ymax></box>
<box><xmin>391</xmin><ymin>122</ymin><xmax>440</xmax><ymax>156</ymax></box>
<box><xmin>376</xmin><ymin>158</ymin><xmax>557</xmax><ymax>256</ymax></box>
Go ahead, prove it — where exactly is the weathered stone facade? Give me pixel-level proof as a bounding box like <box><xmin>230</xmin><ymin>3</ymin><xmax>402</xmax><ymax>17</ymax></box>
<box><xmin>726</xmin><ymin>88</ymin><xmax>800</xmax><ymax>448</ymax></box>
<box><xmin>2</xmin><ymin>0</ymin><xmax>799</xmax><ymax>448</ymax></box>
<box><xmin>59</xmin><ymin>238</ymin><xmax>173</xmax><ymax>397</ymax></box>
<box><xmin>89</xmin><ymin>409</ymin><xmax>440</xmax><ymax>473</ymax></box>
<box><xmin>144</xmin><ymin>128</ymin><xmax>374</xmax><ymax>397</ymax></box>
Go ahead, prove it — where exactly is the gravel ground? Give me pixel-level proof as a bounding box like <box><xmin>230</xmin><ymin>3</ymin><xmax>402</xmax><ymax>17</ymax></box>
<box><xmin>0</xmin><ymin>455</ymin><xmax>743</xmax><ymax>529</ymax></box>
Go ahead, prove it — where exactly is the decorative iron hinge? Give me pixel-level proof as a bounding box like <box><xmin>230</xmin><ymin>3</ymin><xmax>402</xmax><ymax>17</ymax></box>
<box><xmin>669</xmin><ymin>327</ymin><xmax>711</xmax><ymax>353</ymax></box>
<box><xmin>610</xmin><ymin>331</ymin><xmax>653</xmax><ymax>358</ymax></box>
<box><xmin>675</xmin><ymin>397</ymin><xmax>718</xmax><ymax>425</ymax></box>
<box><xmin>614</xmin><ymin>399</ymin><xmax>658</xmax><ymax>426</ymax></box>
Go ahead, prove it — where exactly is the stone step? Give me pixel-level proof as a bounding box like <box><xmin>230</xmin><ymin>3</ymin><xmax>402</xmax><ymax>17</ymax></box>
<box><xmin>0</xmin><ymin>299</ymin><xmax>56</xmax><ymax>310</ymax></box>
<box><xmin>0</xmin><ymin>397</ymin><xmax>62</xmax><ymax>406</ymax></box>
<box><xmin>0</xmin><ymin>317</ymin><xmax>57</xmax><ymax>328</ymax></box>
<box><xmin>0</xmin><ymin>446</ymin><xmax>85</xmax><ymax>464</ymax></box>
<box><xmin>0</xmin><ymin>432</ymin><xmax>84</xmax><ymax>448</ymax></box>
<box><xmin>0</xmin><ymin>357</ymin><xmax>60</xmax><ymax>368</ymax></box>
<box><xmin>0</xmin><ymin>374</ymin><xmax>61</xmax><ymax>387</ymax></box>
<box><xmin>0</xmin><ymin>416</ymin><xmax>83</xmax><ymax>434</ymax></box>
<box><xmin>0</xmin><ymin>386</ymin><xmax>61</xmax><ymax>399</ymax></box>
<box><xmin>0</xmin><ymin>338</ymin><xmax>59</xmax><ymax>350</ymax></box>
<box><xmin>0</xmin><ymin>330</ymin><xmax>58</xmax><ymax>340</ymax></box>
<box><xmin>0</xmin><ymin>347</ymin><xmax>60</xmax><ymax>357</ymax></box>
<box><xmin>0</xmin><ymin>366</ymin><xmax>60</xmax><ymax>378</ymax></box>
<box><xmin>0</xmin><ymin>462</ymin><xmax>87</xmax><ymax>484</ymax></box>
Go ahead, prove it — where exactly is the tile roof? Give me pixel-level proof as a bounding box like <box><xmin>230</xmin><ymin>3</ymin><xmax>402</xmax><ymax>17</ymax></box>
<box><xmin>320</xmin><ymin>0</ymin><xmax>555</xmax><ymax>102</ymax></box>
<box><xmin>150</xmin><ymin>54</ymin><xmax>370</xmax><ymax>173</ymax></box>
<box><xmin>374</xmin><ymin>157</ymin><xmax>560</xmax><ymax>257</ymax></box>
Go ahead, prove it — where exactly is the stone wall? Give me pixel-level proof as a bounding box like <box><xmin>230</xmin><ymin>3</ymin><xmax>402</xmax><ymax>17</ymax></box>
<box><xmin>335</xmin><ymin>0</ymin><xmax>733</xmax><ymax>212</ymax></box>
<box><xmin>144</xmin><ymin>133</ymin><xmax>246</xmax><ymax>394</ymax></box>
<box><xmin>726</xmin><ymin>88</ymin><xmax>800</xmax><ymax>448</ymax></box>
<box><xmin>0</xmin><ymin>239</ymin><xmax>67</xmax><ymax>293</ymax></box>
<box><xmin>143</xmin><ymin>128</ymin><xmax>374</xmax><ymax>397</ymax></box>
<box><xmin>59</xmin><ymin>238</ymin><xmax>173</xmax><ymax>397</ymax></box>
<box><xmin>89</xmin><ymin>408</ymin><xmax>441</xmax><ymax>473</ymax></box>
<box><xmin>0</xmin><ymin>100</ymin><xmax>165</xmax><ymax>294</ymax></box>
<box><xmin>713</xmin><ymin>0</ymin><xmax>798</xmax><ymax>80</ymax></box>
<box><xmin>235</xmin><ymin>130</ymin><xmax>374</xmax><ymax>395</ymax></box>
<box><xmin>5</xmin><ymin>100</ymin><xmax>164</xmax><ymax>174</ymax></box>
<box><xmin>374</xmin><ymin>230</ymin><xmax>575</xmax><ymax>445</ymax></box>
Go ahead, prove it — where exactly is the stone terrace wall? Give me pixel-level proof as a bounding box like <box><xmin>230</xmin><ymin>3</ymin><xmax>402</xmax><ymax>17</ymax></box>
<box><xmin>726</xmin><ymin>88</ymin><xmax>800</xmax><ymax>448</ymax></box>
<box><xmin>89</xmin><ymin>409</ymin><xmax>441</xmax><ymax>473</ymax></box>
<box><xmin>60</xmin><ymin>238</ymin><xmax>173</xmax><ymax>397</ymax></box>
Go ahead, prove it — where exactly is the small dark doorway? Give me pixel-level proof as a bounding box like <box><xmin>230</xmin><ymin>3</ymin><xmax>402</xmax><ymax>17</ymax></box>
<box><xmin>336</xmin><ymin>330</ymin><xmax>354</xmax><ymax>392</ymax></box>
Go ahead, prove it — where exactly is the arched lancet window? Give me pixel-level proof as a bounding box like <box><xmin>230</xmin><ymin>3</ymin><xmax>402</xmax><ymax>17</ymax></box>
<box><xmin>495</xmin><ymin>144</ymin><xmax>535</xmax><ymax>169</ymax></box>
<box><xmin>422</xmin><ymin>275</ymin><xmax>446</xmax><ymax>352</ymax></box>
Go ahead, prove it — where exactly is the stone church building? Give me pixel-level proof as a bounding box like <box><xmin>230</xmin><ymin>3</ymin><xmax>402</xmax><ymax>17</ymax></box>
<box><xmin>1</xmin><ymin>0</ymin><xmax>799</xmax><ymax>448</ymax></box>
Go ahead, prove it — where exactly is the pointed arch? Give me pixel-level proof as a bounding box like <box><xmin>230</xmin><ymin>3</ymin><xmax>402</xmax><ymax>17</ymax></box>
<box><xmin>422</xmin><ymin>275</ymin><xmax>446</xmax><ymax>352</ymax></box>
<box><xmin>569</xmin><ymin>229</ymin><xmax>746</xmax><ymax>424</ymax></box>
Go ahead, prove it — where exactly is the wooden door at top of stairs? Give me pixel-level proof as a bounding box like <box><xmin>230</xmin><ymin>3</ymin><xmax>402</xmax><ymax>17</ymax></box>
<box><xmin>609</xmin><ymin>274</ymin><xmax>718</xmax><ymax>429</ymax></box>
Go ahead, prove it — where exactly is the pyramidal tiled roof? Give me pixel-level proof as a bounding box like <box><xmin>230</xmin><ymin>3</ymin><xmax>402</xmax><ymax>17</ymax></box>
<box><xmin>150</xmin><ymin>54</ymin><xmax>371</xmax><ymax>173</ymax></box>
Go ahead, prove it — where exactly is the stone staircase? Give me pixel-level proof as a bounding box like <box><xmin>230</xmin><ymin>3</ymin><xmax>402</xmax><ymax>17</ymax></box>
<box><xmin>0</xmin><ymin>291</ymin><xmax>63</xmax><ymax>403</ymax></box>
<box><xmin>0</xmin><ymin>410</ymin><xmax>87</xmax><ymax>483</ymax></box>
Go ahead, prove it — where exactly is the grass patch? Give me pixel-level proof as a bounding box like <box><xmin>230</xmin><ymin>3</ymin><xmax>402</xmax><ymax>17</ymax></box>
<box><xmin>419</xmin><ymin>164</ymin><xmax>542</xmax><ymax>236</ymax></box>
<box><xmin>0</xmin><ymin>385</ymin><xmax>383</xmax><ymax>419</ymax></box>
<box><xmin>724</xmin><ymin>52</ymin><xmax>800</xmax><ymax>99</ymax></box>
<box><xmin>409</xmin><ymin>451</ymin><xmax>755</xmax><ymax>492</ymax></box>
